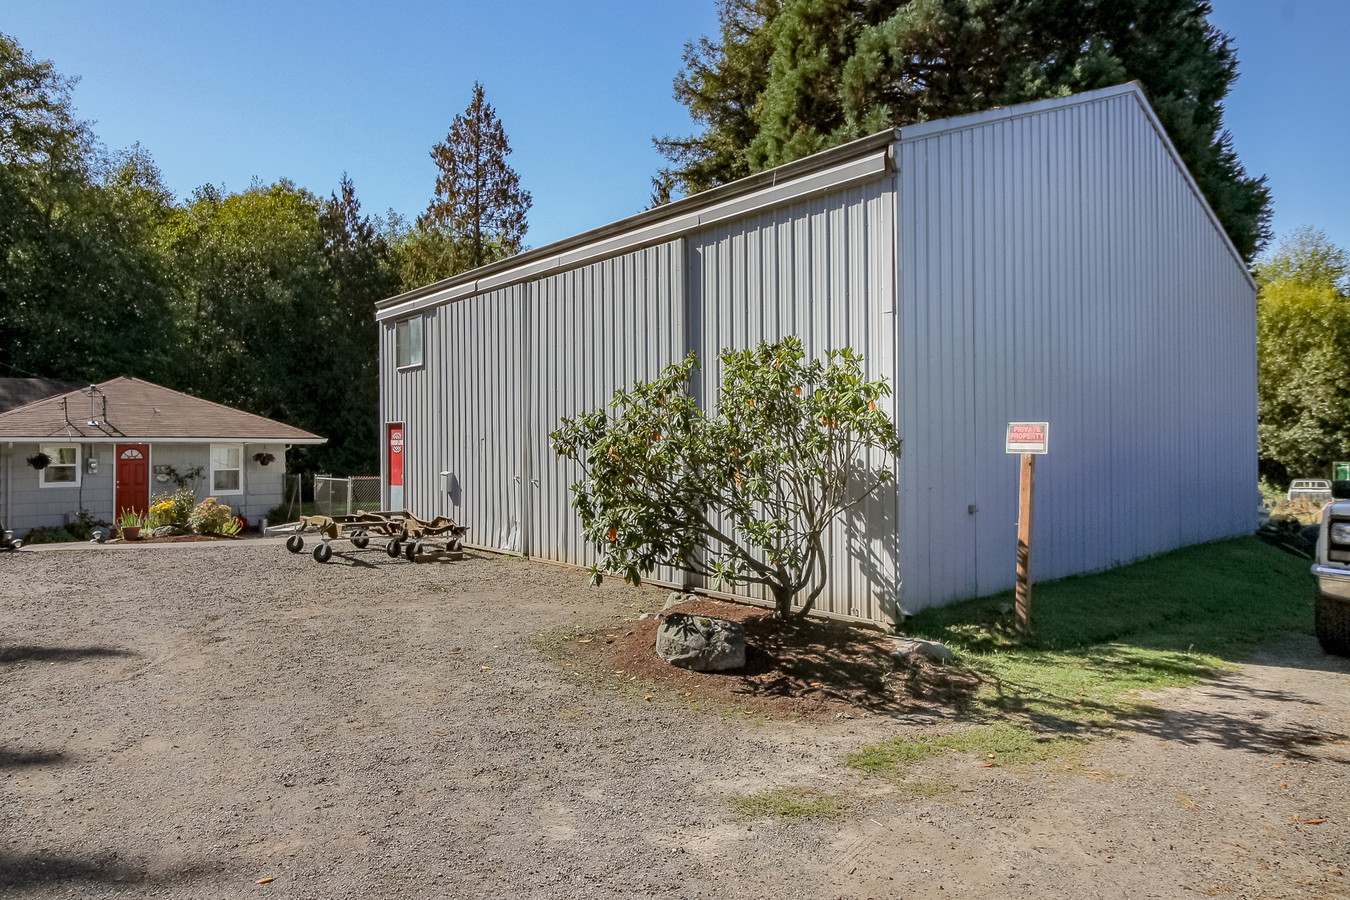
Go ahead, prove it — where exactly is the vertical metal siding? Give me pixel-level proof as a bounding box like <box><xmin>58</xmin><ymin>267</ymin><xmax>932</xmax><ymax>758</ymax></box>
<box><xmin>379</xmin><ymin>287</ymin><xmax>526</xmax><ymax>553</ymax></box>
<box><xmin>896</xmin><ymin>91</ymin><xmax>1256</xmax><ymax>612</ymax></box>
<box><xmin>688</xmin><ymin>179</ymin><xmax>900</xmax><ymax>624</ymax></box>
<box><xmin>525</xmin><ymin>242</ymin><xmax>685</xmax><ymax>581</ymax></box>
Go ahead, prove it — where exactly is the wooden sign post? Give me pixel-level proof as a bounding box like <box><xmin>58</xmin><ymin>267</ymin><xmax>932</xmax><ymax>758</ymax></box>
<box><xmin>1006</xmin><ymin>422</ymin><xmax>1048</xmax><ymax>634</ymax></box>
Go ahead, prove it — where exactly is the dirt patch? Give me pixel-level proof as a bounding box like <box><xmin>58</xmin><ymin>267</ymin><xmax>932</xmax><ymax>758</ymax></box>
<box><xmin>564</xmin><ymin>597</ymin><xmax>978</xmax><ymax>720</ymax></box>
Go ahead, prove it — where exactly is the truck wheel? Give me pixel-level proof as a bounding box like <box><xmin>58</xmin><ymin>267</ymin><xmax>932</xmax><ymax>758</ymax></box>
<box><xmin>286</xmin><ymin>534</ymin><xmax>304</xmax><ymax>554</ymax></box>
<box><xmin>1315</xmin><ymin>592</ymin><xmax>1350</xmax><ymax>657</ymax></box>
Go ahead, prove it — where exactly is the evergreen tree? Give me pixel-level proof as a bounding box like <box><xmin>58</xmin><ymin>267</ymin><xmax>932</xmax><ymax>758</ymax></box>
<box><xmin>419</xmin><ymin>82</ymin><xmax>531</xmax><ymax>274</ymax></box>
<box><xmin>660</xmin><ymin>0</ymin><xmax>1270</xmax><ymax>260</ymax></box>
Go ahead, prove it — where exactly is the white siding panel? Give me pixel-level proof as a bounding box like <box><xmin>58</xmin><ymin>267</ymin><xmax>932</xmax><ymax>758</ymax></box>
<box><xmin>896</xmin><ymin>90</ymin><xmax>1256</xmax><ymax>612</ymax></box>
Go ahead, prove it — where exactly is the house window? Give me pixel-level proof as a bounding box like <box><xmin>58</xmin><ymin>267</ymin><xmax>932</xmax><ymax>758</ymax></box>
<box><xmin>210</xmin><ymin>444</ymin><xmax>243</xmax><ymax>494</ymax></box>
<box><xmin>39</xmin><ymin>443</ymin><xmax>81</xmax><ymax>487</ymax></box>
<box><xmin>396</xmin><ymin>317</ymin><xmax>423</xmax><ymax>369</ymax></box>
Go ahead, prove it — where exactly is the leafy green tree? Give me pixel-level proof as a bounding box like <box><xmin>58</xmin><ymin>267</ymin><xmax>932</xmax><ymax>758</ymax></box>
<box><xmin>164</xmin><ymin>179</ymin><xmax>330</xmax><ymax>428</ymax></box>
<box><xmin>313</xmin><ymin>174</ymin><xmax>399</xmax><ymax>473</ymax></box>
<box><xmin>1256</xmin><ymin>228</ymin><xmax>1350</xmax><ymax>486</ymax></box>
<box><xmin>660</xmin><ymin>0</ymin><xmax>1270</xmax><ymax>260</ymax></box>
<box><xmin>551</xmin><ymin>336</ymin><xmax>900</xmax><ymax>619</ymax></box>
<box><xmin>0</xmin><ymin>32</ymin><xmax>178</xmax><ymax>382</ymax></box>
<box><xmin>418</xmin><ymin>82</ymin><xmax>531</xmax><ymax>275</ymax></box>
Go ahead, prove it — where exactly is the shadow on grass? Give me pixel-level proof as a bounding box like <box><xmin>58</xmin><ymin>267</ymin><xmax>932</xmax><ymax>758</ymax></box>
<box><xmin>0</xmin><ymin>851</ymin><xmax>214</xmax><ymax>891</ymax></box>
<box><xmin>0</xmin><ymin>645</ymin><xmax>137</xmax><ymax>665</ymax></box>
<box><xmin>897</xmin><ymin>537</ymin><xmax>1349</xmax><ymax>761</ymax></box>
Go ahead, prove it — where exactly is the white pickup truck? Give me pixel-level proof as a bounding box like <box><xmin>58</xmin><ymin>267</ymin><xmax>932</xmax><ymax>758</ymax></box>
<box><xmin>1310</xmin><ymin>481</ymin><xmax>1350</xmax><ymax>656</ymax></box>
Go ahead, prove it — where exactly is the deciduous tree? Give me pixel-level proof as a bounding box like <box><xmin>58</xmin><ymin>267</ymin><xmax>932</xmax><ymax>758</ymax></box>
<box><xmin>552</xmin><ymin>336</ymin><xmax>900</xmax><ymax>619</ymax></box>
<box><xmin>1256</xmin><ymin>228</ymin><xmax>1350</xmax><ymax>485</ymax></box>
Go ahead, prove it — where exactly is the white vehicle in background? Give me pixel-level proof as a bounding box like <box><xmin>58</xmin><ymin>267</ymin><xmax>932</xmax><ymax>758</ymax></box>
<box><xmin>1288</xmin><ymin>479</ymin><xmax>1333</xmax><ymax>503</ymax></box>
<box><xmin>1310</xmin><ymin>480</ymin><xmax>1350</xmax><ymax>656</ymax></box>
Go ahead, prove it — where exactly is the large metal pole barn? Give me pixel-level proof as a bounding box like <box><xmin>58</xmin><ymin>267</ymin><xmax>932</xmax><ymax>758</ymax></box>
<box><xmin>375</xmin><ymin>83</ymin><xmax>1256</xmax><ymax>625</ymax></box>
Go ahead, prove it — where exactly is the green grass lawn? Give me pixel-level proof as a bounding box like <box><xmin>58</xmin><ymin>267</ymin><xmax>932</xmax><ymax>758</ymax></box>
<box><xmin>848</xmin><ymin>537</ymin><xmax>1317</xmax><ymax>779</ymax></box>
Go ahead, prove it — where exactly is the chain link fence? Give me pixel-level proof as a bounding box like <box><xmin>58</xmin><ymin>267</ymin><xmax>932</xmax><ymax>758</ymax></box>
<box><xmin>314</xmin><ymin>475</ymin><xmax>383</xmax><ymax>517</ymax></box>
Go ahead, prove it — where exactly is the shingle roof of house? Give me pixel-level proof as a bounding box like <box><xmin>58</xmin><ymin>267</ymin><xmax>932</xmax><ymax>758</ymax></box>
<box><xmin>0</xmin><ymin>377</ymin><xmax>325</xmax><ymax>443</ymax></box>
<box><xmin>0</xmin><ymin>378</ymin><xmax>83</xmax><ymax>414</ymax></box>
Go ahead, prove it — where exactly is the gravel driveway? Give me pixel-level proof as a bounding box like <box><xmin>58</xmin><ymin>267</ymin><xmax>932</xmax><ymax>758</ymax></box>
<box><xmin>2</xmin><ymin>542</ymin><xmax>1348</xmax><ymax>898</ymax></box>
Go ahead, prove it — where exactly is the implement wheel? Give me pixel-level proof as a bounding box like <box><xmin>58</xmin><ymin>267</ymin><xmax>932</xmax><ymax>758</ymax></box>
<box><xmin>286</xmin><ymin>534</ymin><xmax>304</xmax><ymax>554</ymax></box>
<box><xmin>386</xmin><ymin>540</ymin><xmax>402</xmax><ymax>558</ymax></box>
<box><xmin>313</xmin><ymin>543</ymin><xmax>333</xmax><ymax>563</ymax></box>
<box><xmin>405</xmin><ymin>540</ymin><xmax>424</xmax><ymax>562</ymax></box>
<box><xmin>352</xmin><ymin>529</ymin><xmax>369</xmax><ymax>550</ymax></box>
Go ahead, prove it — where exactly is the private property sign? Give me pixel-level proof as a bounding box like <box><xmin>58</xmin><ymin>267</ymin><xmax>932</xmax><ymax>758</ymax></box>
<box><xmin>1006</xmin><ymin>422</ymin><xmax>1049</xmax><ymax>454</ymax></box>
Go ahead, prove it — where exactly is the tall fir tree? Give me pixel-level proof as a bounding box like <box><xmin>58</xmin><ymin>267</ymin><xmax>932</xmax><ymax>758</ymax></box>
<box><xmin>419</xmin><ymin>82</ymin><xmax>531</xmax><ymax>274</ymax></box>
<box><xmin>658</xmin><ymin>0</ymin><xmax>1270</xmax><ymax>261</ymax></box>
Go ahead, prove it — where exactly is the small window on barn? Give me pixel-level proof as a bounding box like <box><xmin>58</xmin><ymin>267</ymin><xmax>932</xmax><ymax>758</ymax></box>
<box><xmin>396</xmin><ymin>317</ymin><xmax>423</xmax><ymax>369</ymax></box>
<box><xmin>210</xmin><ymin>444</ymin><xmax>243</xmax><ymax>494</ymax></box>
<box><xmin>39</xmin><ymin>443</ymin><xmax>81</xmax><ymax>487</ymax></box>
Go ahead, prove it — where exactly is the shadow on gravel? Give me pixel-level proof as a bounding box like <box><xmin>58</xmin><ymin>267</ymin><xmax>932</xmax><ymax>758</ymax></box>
<box><xmin>0</xmin><ymin>748</ymin><xmax>67</xmax><ymax>768</ymax></box>
<box><xmin>1131</xmin><ymin>706</ymin><xmax>1350</xmax><ymax>762</ymax></box>
<box><xmin>0</xmin><ymin>851</ymin><xmax>213</xmax><ymax>891</ymax></box>
<box><xmin>0</xmin><ymin>645</ymin><xmax>137</xmax><ymax>665</ymax></box>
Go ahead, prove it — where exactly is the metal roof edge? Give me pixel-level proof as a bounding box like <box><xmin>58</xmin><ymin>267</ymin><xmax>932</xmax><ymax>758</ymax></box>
<box><xmin>1117</xmin><ymin>85</ymin><xmax>1257</xmax><ymax>291</ymax></box>
<box><xmin>896</xmin><ymin>82</ymin><xmax>1255</xmax><ymax>291</ymax></box>
<box><xmin>895</xmin><ymin>82</ymin><xmax>1141</xmax><ymax>141</ymax></box>
<box><xmin>375</xmin><ymin>129</ymin><xmax>900</xmax><ymax>317</ymax></box>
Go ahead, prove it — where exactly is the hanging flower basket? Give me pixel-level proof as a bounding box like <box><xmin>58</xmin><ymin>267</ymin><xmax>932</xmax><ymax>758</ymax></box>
<box><xmin>252</xmin><ymin>452</ymin><xmax>276</xmax><ymax>466</ymax></box>
<box><xmin>26</xmin><ymin>452</ymin><xmax>51</xmax><ymax>471</ymax></box>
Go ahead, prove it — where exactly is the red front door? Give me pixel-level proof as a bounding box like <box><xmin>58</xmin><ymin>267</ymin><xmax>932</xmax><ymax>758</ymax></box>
<box><xmin>115</xmin><ymin>444</ymin><xmax>150</xmax><ymax>519</ymax></box>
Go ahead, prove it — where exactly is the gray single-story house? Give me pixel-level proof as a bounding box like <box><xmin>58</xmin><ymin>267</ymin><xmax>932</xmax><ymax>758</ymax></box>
<box><xmin>0</xmin><ymin>377</ymin><xmax>325</xmax><ymax>536</ymax></box>
<box><xmin>374</xmin><ymin>83</ymin><xmax>1256</xmax><ymax>624</ymax></box>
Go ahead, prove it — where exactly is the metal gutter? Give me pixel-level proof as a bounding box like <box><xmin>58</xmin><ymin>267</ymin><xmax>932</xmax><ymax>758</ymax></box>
<box><xmin>376</xmin><ymin>129</ymin><xmax>900</xmax><ymax>322</ymax></box>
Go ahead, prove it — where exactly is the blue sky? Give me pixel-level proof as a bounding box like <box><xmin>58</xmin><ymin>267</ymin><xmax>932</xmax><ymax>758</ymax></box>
<box><xmin>7</xmin><ymin>0</ymin><xmax>1346</xmax><ymax>260</ymax></box>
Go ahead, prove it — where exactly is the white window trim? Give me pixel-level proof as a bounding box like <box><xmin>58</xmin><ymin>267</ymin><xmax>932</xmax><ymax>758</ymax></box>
<box><xmin>209</xmin><ymin>443</ymin><xmax>244</xmax><ymax>496</ymax></box>
<box><xmin>38</xmin><ymin>443</ymin><xmax>81</xmax><ymax>488</ymax></box>
<box><xmin>396</xmin><ymin>317</ymin><xmax>424</xmax><ymax>370</ymax></box>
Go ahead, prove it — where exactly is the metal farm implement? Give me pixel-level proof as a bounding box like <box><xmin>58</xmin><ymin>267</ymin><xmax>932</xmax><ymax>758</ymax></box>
<box><xmin>270</xmin><ymin>511</ymin><xmax>468</xmax><ymax>564</ymax></box>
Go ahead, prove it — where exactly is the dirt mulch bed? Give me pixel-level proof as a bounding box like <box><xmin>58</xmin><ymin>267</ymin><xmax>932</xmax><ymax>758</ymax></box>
<box><xmin>564</xmin><ymin>596</ymin><xmax>980</xmax><ymax>721</ymax></box>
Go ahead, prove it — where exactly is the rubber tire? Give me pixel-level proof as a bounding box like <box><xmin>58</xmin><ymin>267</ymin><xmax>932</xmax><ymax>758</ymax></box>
<box><xmin>10</xmin><ymin>539</ymin><xmax>21</xmax><ymax>550</ymax></box>
<box><xmin>286</xmin><ymin>534</ymin><xmax>304</xmax><ymax>554</ymax></box>
<box><xmin>313</xmin><ymin>543</ymin><xmax>333</xmax><ymax>563</ymax></box>
<box><xmin>352</xmin><ymin>529</ymin><xmax>369</xmax><ymax>550</ymax></box>
<box><xmin>405</xmin><ymin>540</ymin><xmax>423</xmax><ymax>562</ymax></box>
<box><xmin>1315</xmin><ymin>592</ymin><xmax>1350</xmax><ymax>657</ymax></box>
<box><xmin>386</xmin><ymin>540</ymin><xmax>402</xmax><ymax>558</ymax></box>
<box><xmin>448</xmin><ymin>538</ymin><xmax>463</xmax><ymax>553</ymax></box>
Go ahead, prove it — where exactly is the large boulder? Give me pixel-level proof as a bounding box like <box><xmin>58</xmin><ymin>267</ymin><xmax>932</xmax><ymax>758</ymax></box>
<box><xmin>890</xmin><ymin>637</ymin><xmax>953</xmax><ymax>664</ymax></box>
<box><xmin>656</xmin><ymin>613</ymin><xmax>746</xmax><ymax>672</ymax></box>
